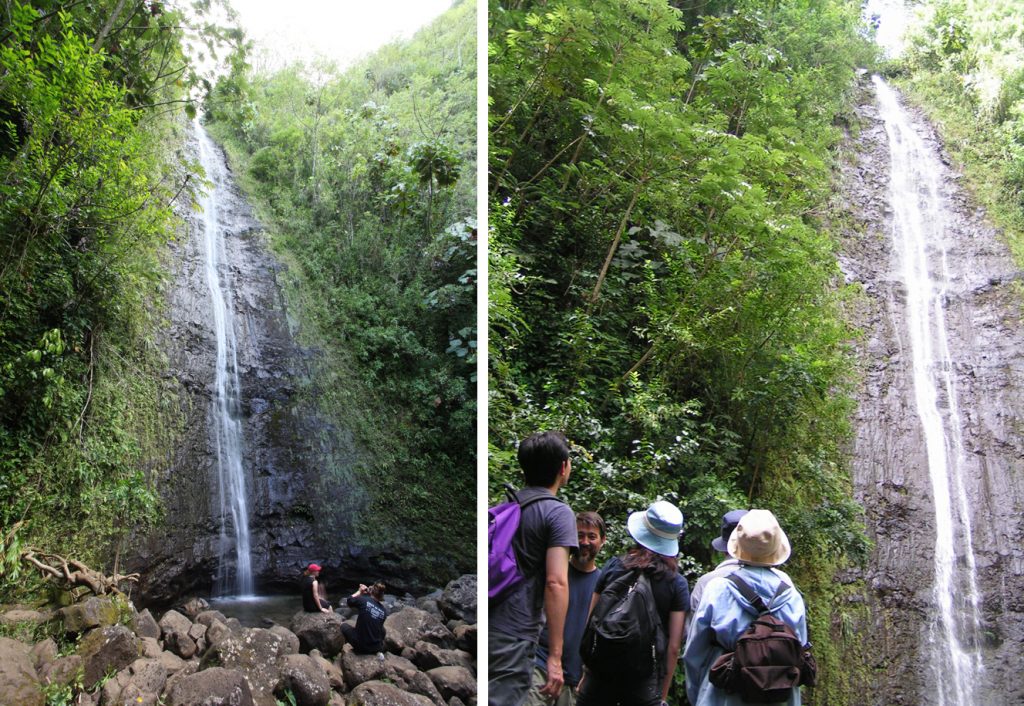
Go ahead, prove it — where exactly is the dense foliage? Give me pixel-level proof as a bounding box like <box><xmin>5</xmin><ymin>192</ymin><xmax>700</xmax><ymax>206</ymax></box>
<box><xmin>893</xmin><ymin>0</ymin><xmax>1024</xmax><ymax>258</ymax></box>
<box><xmin>0</xmin><ymin>0</ymin><xmax>230</xmax><ymax>598</ymax></box>
<box><xmin>205</xmin><ymin>0</ymin><xmax>477</xmax><ymax>578</ymax></box>
<box><xmin>489</xmin><ymin>0</ymin><xmax>875</xmax><ymax>698</ymax></box>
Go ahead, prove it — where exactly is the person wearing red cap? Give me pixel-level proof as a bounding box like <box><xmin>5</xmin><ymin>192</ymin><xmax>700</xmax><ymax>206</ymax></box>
<box><xmin>302</xmin><ymin>563</ymin><xmax>331</xmax><ymax>613</ymax></box>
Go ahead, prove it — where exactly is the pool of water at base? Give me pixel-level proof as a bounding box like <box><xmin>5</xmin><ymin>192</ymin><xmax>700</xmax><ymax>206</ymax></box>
<box><xmin>208</xmin><ymin>594</ymin><xmax>306</xmax><ymax>628</ymax></box>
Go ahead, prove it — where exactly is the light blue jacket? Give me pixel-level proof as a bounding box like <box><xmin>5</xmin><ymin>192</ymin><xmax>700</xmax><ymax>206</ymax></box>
<box><xmin>683</xmin><ymin>565</ymin><xmax>807</xmax><ymax>706</ymax></box>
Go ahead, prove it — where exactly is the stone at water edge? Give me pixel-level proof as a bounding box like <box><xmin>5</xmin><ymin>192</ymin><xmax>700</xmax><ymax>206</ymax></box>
<box><xmin>0</xmin><ymin>637</ymin><xmax>45</xmax><ymax>706</ymax></box>
<box><xmin>289</xmin><ymin>611</ymin><xmax>345</xmax><ymax>656</ymax></box>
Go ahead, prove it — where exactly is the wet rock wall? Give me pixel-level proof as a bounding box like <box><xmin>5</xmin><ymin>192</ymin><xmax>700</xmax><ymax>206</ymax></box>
<box><xmin>835</xmin><ymin>76</ymin><xmax>1024</xmax><ymax>704</ymax></box>
<box><xmin>125</xmin><ymin>131</ymin><xmax>409</xmax><ymax>605</ymax></box>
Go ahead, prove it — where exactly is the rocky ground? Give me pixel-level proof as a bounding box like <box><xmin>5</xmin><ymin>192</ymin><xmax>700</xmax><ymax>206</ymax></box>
<box><xmin>0</xmin><ymin>574</ymin><xmax>477</xmax><ymax>706</ymax></box>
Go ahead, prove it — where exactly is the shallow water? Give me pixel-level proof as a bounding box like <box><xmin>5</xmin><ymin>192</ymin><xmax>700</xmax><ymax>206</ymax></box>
<box><xmin>209</xmin><ymin>594</ymin><xmax>307</xmax><ymax>628</ymax></box>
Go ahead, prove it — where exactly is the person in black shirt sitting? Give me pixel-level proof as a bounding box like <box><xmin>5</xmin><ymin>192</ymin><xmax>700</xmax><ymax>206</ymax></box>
<box><xmin>343</xmin><ymin>581</ymin><xmax>388</xmax><ymax>655</ymax></box>
<box><xmin>301</xmin><ymin>563</ymin><xmax>332</xmax><ymax>613</ymax></box>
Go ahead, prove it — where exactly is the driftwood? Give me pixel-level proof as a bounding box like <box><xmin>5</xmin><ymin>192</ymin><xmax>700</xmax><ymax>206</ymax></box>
<box><xmin>20</xmin><ymin>548</ymin><xmax>139</xmax><ymax>596</ymax></box>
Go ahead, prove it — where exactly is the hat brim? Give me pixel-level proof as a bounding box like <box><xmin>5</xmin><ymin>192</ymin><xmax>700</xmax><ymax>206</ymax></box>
<box><xmin>711</xmin><ymin>536</ymin><xmax>729</xmax><ymax>553</ymax></box>
<box><xmin>727</xmin><ymin>525</ymin><xmax>791</xmax><ymax>566</ymax></box>
<box><xmin>627</xmin><ymin>510</ymin><xmax>679</xmax><ymax>557</ymax></box>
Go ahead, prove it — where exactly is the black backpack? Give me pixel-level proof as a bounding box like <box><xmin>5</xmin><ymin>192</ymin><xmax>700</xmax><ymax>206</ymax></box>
<box><xmin>580</xmin><ymin>569</ymin><xmax>666</xmax><ymax>679</ymax></box>
<box><xmin>708</xmin><ymin>574</ymin><xmax>817</xmax><ymax>703</ymax></box>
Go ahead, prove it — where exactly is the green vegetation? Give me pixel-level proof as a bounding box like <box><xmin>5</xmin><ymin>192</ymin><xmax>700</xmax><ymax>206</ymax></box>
<box><xmin>489</xmin><ymin>0</ymin><xmax>876</xmax><ymax>699</ymax></box>
<box><xmin>891</xmin><ymin>0</ymin><xmax>1024</xmax><ymax>261</ymax></box>
<box><xmin>0</xmin><ymin>0</ymin><xmax>237</xmax><ymax>600</ymax></box>
<box><xmin>205</xmin><ymin>0</ymin><xmax>477</xmax><ymax>579</ymax></box>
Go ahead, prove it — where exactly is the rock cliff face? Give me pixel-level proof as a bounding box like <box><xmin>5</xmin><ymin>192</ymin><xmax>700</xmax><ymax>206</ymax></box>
<box><xmin>125</xmin><ymin>130</ymin><xmax>423</xmax><ymax>605</ymax></box>
<box><xmin>835</xmin><ymin>76</ymin><xmax>1024</xmax><ymax>704</ymax></box>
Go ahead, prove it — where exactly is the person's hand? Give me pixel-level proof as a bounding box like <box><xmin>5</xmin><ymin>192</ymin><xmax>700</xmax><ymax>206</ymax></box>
<box><xmin>359</xmin><ymin>583</ymin><xmax>369</xmax><ymax>594</ymax></box>
<box><xmin>539</xmin><ymin>655</ymin><xmax>564</xmax><ymax>698</ymax></box>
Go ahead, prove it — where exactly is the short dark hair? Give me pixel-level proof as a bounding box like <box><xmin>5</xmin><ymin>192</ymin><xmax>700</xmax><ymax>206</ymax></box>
<box><xmin>576</xmin><ymin>511</ymin><xmax>606</xmax><ymax>538</ymax></box>
<box><xmin>518</xmin><ymin>431</ymin><xmax>570</xmax><ymax>487</ymax></box>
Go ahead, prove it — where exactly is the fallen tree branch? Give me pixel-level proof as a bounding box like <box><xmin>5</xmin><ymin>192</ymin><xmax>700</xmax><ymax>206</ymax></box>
<box><xmin>20</xmin><ymin>548</ymin><xmax>139</xmax><ymax>596</ymax></box>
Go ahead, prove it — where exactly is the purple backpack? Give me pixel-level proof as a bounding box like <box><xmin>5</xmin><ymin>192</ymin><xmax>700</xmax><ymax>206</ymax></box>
<box><xmin>488</xmin><ymin>488</ymin><xmax>558</xmax><ymax>602</ymax></box>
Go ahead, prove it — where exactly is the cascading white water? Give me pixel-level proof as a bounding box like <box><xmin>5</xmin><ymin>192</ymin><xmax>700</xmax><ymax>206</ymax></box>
<box><xmin>195</xmin><ymin>121</ymin><xmax>254</xmax><ymax>597</ymax></box>
<box><xmin>873</xmin><ymin>75</ymin><xmax>984</xmax><ymax>705</ymax></box>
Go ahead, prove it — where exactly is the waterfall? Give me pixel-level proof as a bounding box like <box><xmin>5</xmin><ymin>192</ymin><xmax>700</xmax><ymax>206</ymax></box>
<box><xmin>195</xmin><ymin>121</ymin><xmax>254</xmax><ymax>597</ymax></box>
<box><xmin>873</xmin><ymin>76</ymin><xmax>984</xmax><ymax>705</ymax></box>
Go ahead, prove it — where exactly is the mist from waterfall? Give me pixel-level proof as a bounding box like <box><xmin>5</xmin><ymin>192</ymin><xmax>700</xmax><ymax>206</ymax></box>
<box><xmin>873</xmin><ymin>75</ymin><xmax>983</xmax><ymax>705</ymax></box>
<box><xmin>195</xmin><ymin>121</ymin><xmax>254</xmax><ymax>598</ymax></box>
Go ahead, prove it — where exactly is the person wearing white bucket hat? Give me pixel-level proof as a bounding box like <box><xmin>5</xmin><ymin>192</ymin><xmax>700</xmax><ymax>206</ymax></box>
<box><xmin>683</xmin><ymin>509</ymin><xmax>809</xmax><ymax>705</ymax></box>
<box><xmin>576</xmin><ymin>500</ymin><xmax>689</xmax><ymax>706</ymax></box>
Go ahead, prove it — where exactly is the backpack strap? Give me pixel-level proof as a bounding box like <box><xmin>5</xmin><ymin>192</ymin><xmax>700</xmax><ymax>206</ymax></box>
<box><xmin>727</xmin><ymin>573</ymin><xmax>790</xmax><ymax>616</ymax></box>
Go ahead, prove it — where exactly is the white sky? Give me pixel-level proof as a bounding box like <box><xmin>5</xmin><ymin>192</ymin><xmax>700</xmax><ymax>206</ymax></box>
<box><xmin>228</xmin><ymin>0</ymin><xmax>454</xmax><ymax>69</ymax></box>
<box><xmin>863</xmin><ymin>0</ymin><xmax>911</xmax><ymax>58</ymax></box>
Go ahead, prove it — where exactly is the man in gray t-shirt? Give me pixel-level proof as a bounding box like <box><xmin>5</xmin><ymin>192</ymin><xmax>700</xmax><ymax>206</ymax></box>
<box><xmin>489</xmin><ymin>432</ymin><xmax>578</xmax><ymax>706</ymax></box>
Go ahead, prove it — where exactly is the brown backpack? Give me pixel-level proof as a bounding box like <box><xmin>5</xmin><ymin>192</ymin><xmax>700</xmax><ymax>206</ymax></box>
<box><xmin>708</xmin><ymin>574</ymin><xmax>817</xmax><ymax>703</ymax></box>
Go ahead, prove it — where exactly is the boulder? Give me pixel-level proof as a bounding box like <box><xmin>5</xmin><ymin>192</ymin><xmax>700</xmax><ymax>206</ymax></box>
<box><xmin>0</xmin><ymin>609</ymin><xmax>51</xmax><ymax>630</ymax></box>
<box><xmin>200</xmin><ymin>627</ymin><xmax>289</xmax><ymax>705</ymax></box>
<box><xmin>437</xmin><ymin>576</ymin><xmax>476</xmax><ymax>624</ymax></box>
<box><xmin>409</xmin><ymin>641</ymin><xmax>474</xmax><ymax>672</ymax></box>
<box><xmin>415</xmin><ymin>599</ymin><xmax>444</xmax><ymax>620</ymax></box>
<box><xmin>276</xmin><ymin>653</ymin><xmax>331</xmax><ymax>706</ymax></box>
<box><xmin>30</xmin><ymin>637</ymin><xmax>58</xmax><ymax>671</ymax></box>
<box><xmin>99</xmin><ymin>668</ymin><xmax>131</xmax><ymax>705</ymax></box>
<box><xmin>157</xmin><ymin>649</ymin><xmax>188</xmax><ymax>676</ymax></box>
<box><xmin>120</xmin><ymin>657</ymin><xmax>168</xmax><ymax>700</ymax></box>
<box><xmin>133</xmin><ymin>609</ymin><xmax>162</xmax><ymax>640</ymax></box>
<box><xmin>0</xmin><ymin>637</ymin><xmax>44</xmax><ymax>706</ymax></box>
<box><xmin>159</xmin><ymin>610</ymin><xmax>197</xmax><ymax>659</ymax></box>
<box><xmin>269</xmin><ymin>625</ymin><xmax>300</xmax><ymax>655</ymax></box>
<box><xmin>383</xmin><ymin>608</ymin><xmax>453</xmax><ymax>652</ymax></box>
<box><xmin>289</xmin><ymin>611</ymin><xmax>345</xmax><ymax>656</ymax></box>
<box><xmin>40</xmin><ymin>654</ymin><xmax>82</xmax><ymax>689</ymax></box>
<box><xmin>452</xmin><ymin>625</ymin><xmax>476</xmax><ymax>655</ymax></box>
<box><xmin>396</xmin><ymin>669</ymin><xmax>445</xmax><ymax>706</ymax></box>
<box><xmin>60</xmin><ymin>596</ymin><xmax>123</xmax><ymax>635</ymax></box>
<box><xmin>179</xmin><ymin>597</ymin><xmax>210</xmax><ymax>620</ymax></box>
<box><xmin>309</xmin><ymin>650</ymin><xmax>345</xmax><ymax>692</ymax></box>
<box><xmin>206</xmin><ymin>618</ymin><xmax>233</xmax><ymax>648</ymax></box>
<box><xmin>77</xmin><ymin>625</ymin><xmax>139</xmax><ymax>689</ymax></box>
<box><xmin>426</xmin><ymin>666</ymin><xmax>475</xmax><ymax>702</ymax></box>
<box><xmin>348</xmin><ymin>681</ymin><xmax>435</xmax><ymax>706</ymax></box>
<box><xmin>140</xmin><ymin>636</ymin><xmax>163</xmax><ymax>658</ymax></box>
<box><xmin>340</xmin><ymin>647</ymin><xmax>386</xmax><ymax>688</ymax></box>
<box><xmin>195</xmin><ymin>609</ymin><xmax>229</xmax><ymax>627</ymax></box>
<box><xmin>166</xmin><ymin>666</ymin><xmax>255</xmax><ymax>706</ymax></box>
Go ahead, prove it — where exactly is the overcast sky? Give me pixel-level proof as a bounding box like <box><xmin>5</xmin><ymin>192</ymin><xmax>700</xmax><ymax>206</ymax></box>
<box><xmin>228</xmin><ymin>0</ymin><xmax>454</xmax><ymax>69</ymax></box>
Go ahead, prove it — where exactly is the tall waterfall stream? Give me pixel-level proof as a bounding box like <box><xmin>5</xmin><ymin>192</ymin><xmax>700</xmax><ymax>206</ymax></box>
<box><xmin>837</xmin><ymin>67</ymin><xmax>1024</xmax><ymax>704</ymax></box>
<box><xmin>196</xmin><ymin>122</ymin><xmax>254</xmax><ymax>597</ymax></box>
<box><xmin>873</xmin><ymin>75</ymin><xmax>984</xmax><ymax>704</ymax></box>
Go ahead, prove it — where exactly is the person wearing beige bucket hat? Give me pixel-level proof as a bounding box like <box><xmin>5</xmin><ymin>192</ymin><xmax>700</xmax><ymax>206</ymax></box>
<box><xmin>684</xmin><ymin>509</ymin><xmax>810</xmax><ymax>705</ymax></box>
<box><xmin>576</xmin><ymin>500</ymin><xmax>689</xmax><ymax>706</ymax></box>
